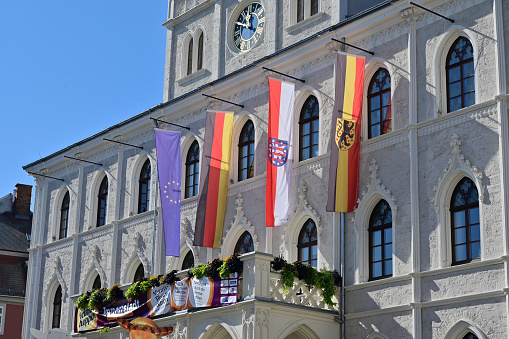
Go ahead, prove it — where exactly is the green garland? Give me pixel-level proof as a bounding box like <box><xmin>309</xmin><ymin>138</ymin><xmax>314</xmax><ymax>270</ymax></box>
<box><xmin>192</xmin><ymin>264</ymin><xmax>209</xmax><ymax>279</ymax></box>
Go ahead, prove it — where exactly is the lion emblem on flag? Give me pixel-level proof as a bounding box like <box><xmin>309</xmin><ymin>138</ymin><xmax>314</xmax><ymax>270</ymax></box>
<box><xmin>268</xmin><ymin>138</ymin><xmax>289</xmax><ymax>166</ymax></box>
<box><xmin>335</xmin><ymin>118</ymin><xmax>356</xmax><ymax>150</ymax></box>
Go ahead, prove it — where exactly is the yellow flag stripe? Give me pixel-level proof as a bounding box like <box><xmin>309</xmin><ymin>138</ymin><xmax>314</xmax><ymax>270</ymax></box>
<box><xmin>342</xmin><ymin>55</ymin><xmax>357</xmax><ymax>120</ymax></box>
<box><xmin>214</xmin><ymin>114</ymin><xmax>234</xmax><ymax>247</ymax></box>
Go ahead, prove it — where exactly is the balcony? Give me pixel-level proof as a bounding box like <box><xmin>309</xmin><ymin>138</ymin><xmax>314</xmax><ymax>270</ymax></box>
<box><xmin>71</xmin><ymin>252</ymin><xmax>339</xmax><ymax>338</ymax></box>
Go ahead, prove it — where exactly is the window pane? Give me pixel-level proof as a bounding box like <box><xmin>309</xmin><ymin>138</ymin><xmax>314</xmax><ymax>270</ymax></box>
<box><xmin>370</xmin><ymin>97</ymin><xmax>380</xmax><ymax>110</ymax></box>
<box><xmin>301</xmin><ymin>248</ymin><xmax>308</xmax><ymax>262</ymax></box>
<box><xmin>454</xmin><ymin>211</ymin><xmax>466</xmax><ymax>227</ymax></box>
<box><xmin>448</xmin><ymin>66</ymin><xmax>461</xmax><ymax>83</ymax></box>
<box><xmin>384</xmin><ymin>228</ymin><xmax>392</xmax><ymax>243</ymax></box>
<box><xmin>372</xmin><ymin>246</ymin><xmax>382</xmax><ymax>261</ymax></box>
<box><xmin>462</xmin><ymin>62</ymin><xmax>474</xmax><ymax>77</ymax></box>
<box><xmin>311</xmin><ymin>245</ymin><xmax>317</xmax><ymax>259</ymax></box>
<box><xmin>372</xmin><ymin>262</ymin><xmax>382</xmax><ymax>278</ymax></box>
<box><xmin>302</xmin><ymin>122</ymin><xmax>310</xmax><ymax>135</ymax></box>
<box><xmin>455</xmin><ymin>244</ymin><xmax>467</xmax><ymax>262</ymax></box>
<box><xmin>464</xmin><ymin>92</ymin><xmax>475</xmax><ymax>107</ymax></box>
<box><xmin>371</xmin><ymin>109</ymin><xmax>380</xmax><ymax>124</ymax></box>
<box><xmin>381</xmin><ymin>92</ymin><xmax>390</xmax><ymax>107</ymax></box>
<box><xmin>384</xmin><ymin>244</ymin><xmax>392</xmax><ymax>259</ymax></box>
<box><xmin>311</xmin><ymin>132</ymin><xmax>319</xmax><ymax>145</ymax></box>
<box><xmin>371</xmin><ymin>125</ymin><xmax>381</xmax><ymax>138</ymax></box>
<box><xmin>449</xmin><ymin>82</ymin><xmax>462</xmax><ymax>98</ymax></box>
<box><xmin>468</xmin><ymin>207</ymin><xmax>479</xmax><ymax>224</ymax></box>
<box><xmin>384</xmin><ymin>259</ymin><xmax>393</xmax><ymax>276</ymax></box>
<box><xmin>372</xmin><ymin>230</ymin><xmax>382</xmax><ymax>246</ymax></box>
<box><xmin>449</xmin><ymin>97</ymin><xmax>462</xmax><ymax>112</ymax></box>
<box><xmin>470</xmin><ymin>242</ymin><xmax>481</xmax><ymax>259</ymax></box>
<box><xmin>463</xmin><ymin>77</ymin><xmax>475</xmax><ymax>92</ymax></box>
<box><xmin>454</xmin><ymin>227</ymin><xmax>467</xmax><ymax>244</ymax></box>
<box><xmin>301</xmin><ymin>148</ymin><xmax>310</xmax><ymax>160</ymax></box>
<box><xmin>469</xmin><ymin>224</ymin><xmax>480</xmax><ymax>242</ymax></box>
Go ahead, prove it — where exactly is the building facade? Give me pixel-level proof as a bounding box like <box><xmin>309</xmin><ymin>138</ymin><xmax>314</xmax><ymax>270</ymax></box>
<box><xmin>22</xmin><ymin>0</ymin><xmax>509</xmax><ymax>338</ymax></box>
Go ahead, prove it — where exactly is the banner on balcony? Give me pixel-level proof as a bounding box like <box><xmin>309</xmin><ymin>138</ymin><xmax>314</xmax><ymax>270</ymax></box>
<box><xmin>194</xmin><ymin>111</ymin><xmax>234</xmax><ymax>248</ymax></box>
<box><xmin>326</xmin><ymin>52</ymin><xmax>365</xmax><ymax>213</ymax></box>
<box><xmin>74</xmin><ymin>274</ymin><xmax>239</xmax><ymax>333</ymax></box>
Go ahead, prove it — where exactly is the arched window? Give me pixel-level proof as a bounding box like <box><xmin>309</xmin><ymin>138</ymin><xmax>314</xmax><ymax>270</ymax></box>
<box><xmin>133</xmin><ymin>263</ymin><xmax>145</xmax><ymax>283</ymax></box>
<box><xmin>369</xmin><ymin>200</ymin><xmax>392</xmax><ymax>280</ymax></box>
<box><xmin>187</xmin><ymin>37</ymin><xmax>193</xmax><ymax>76</ymax></box>
<box><xmin>238</xmin><ymin>120</ymin><xmax>255</xmax><ymax>181</ymax></box>
<box><xmin>462</xmin><ymin>333</ymin><xmax>478</xmax><ymax>339</ymax></box>
<box><xmin>299</xmin><ymin>95</ymin><xmax>319</xmax><ymax>161</ymax></box>
<box><xmin>138</xmin><ymin>160</ymin><xmax>151</xmax><ymax>214</ymax></box>
<box><xmin>234</xmin><ymin>231</ymin><xmax>254</xmax><ymax>255</ymax></box>
<box><xmin>296</xmin><ymin>0</ymin><xmax>318</xmax><ymax>22</ymax></box>
<box><xmin>59</xmin><ymin>191</ymin><xmax>70</xmax><ymax>239</ymax></box>
<box><xmin>368</xmin><ymin>69</ymin><xmax>391</xmax><ymax>139</ymax></box>
<box><xmin>297</xmin><ymin>219</ymin><xmax>318</xmax><ymax>268</ymax></box>
<box><xmin>92</xmin><ymin>275</ymin><xmax>101</xmax><ymax>290</ymax></box>
<box><xmin>446</xmin><ymin>37</ymin><xmax>475</xmax><ymax>112</ymax></box>
<box><xmin>52</xmin><ymin>285</ymin><xmax>62</xmax><ymax>329</ymax></box>
<box><xmin>182</xmin><ymin>251</ymin><xmax>195</xmax><ymax>270</ymax></box>
<box><xmin>185</xmin><ymin>141</ymin><xmax>200</xmax><ymax>198</ymax></box>
<box><xmin>451</xmin><ymin>177</ymin><xmax>480</xmax><ymax>265</ymax></box>
<box><xmin>197</xmin><ymin>32</ymin><xmax>203</xmax><ymax>71</ymax></box>
<box><xmin>96</xmin><ymin>177</ymin><xmax>108</xmax><ymax>227</ymax></box>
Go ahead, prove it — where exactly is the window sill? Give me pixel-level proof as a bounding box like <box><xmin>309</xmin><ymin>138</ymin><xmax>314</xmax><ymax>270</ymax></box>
<box><xmin>177</xmin><ymin>68</ymin><xmax>207</xmax><ymax>86</ymax></box>
<box><xmin>286</xmin><ymin>12</ymin><xmax>325</xmax><ymax>34</ymax></box>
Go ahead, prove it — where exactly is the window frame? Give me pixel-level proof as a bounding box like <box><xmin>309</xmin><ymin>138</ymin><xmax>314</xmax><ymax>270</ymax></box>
<box><xmin>298</xmin><ymin>95</ymin><xmax>320</xmax><ymax>161</ymax></box>
<box><xmin>238</xmin><ymin>120</ymin><xmax>255</xmax><ymax>182</ymax></box>
<box><xmin>446</xmin><ymin>36</ymin><xmax>475</xmax><ymax>113</ymax></box>
<box><xmin>96</xmin><ymin>176</ymin><xmax>108</xmax><ymax>227</ymax></box>
<box><xmin>133</xmin><ymin>263</ymin><xmax>145</xmax><ymax>283</ymax></box>
<box><xmin>138</xmin><ymin>159</ymin><xmax>151</xmax><ymax>214</ymax></box>
<box><xmin>0</xmin><ymin>304</ymin><xmax>5</xmax><ymax>335</ymax></box>
<box><xmin>59</xmin><ymin>191</ymin><xmax>70</xmax><ymax>239</ymax></box>
<box><xmin>92</xmin><ymin>274</ymin><xmax>101</xmax><ymax>291</ymax></box>
<box><xmin>234</xmin><ymin>231</ymin><xmax>254</xmax><ymax>255</ymax></box>
<box><xmin>294</xmin><ymin>0</ymin><xmax>320</xmax><ymax>24</ymax></box>
<box><xmin>368</xmin><ymin>200</ymin><xmax>393</xmax><ymax>281</ymax></box>
<box><xmin>182</xmin><ymin>251</ymin><xmax>195</xmax><ymax>270</ymax></box>
<box><xmin>185</xmin><ymin>140</ymin><xmax>200</xmax><ymax>198</ymax></box>
<box><xmin>297</xmin><ymin>219</ymin><xmax>318</xmax><ymax>268</ymax></box>
<box><xmin>367</xmin><ymin>68</ymin><xmax>392</xmax><ymax>139</ymax></box>
<box><xmin>450</xmin><ymin>177</ymin><xmax>480</xmax><ymax>265</ymax></box>
<box><xmin>197</xmin><ymin>31</ymin><xmax>204</xmax><ymax>71</ymax></box>
<box><xmin>52</xmin><ymin>285</ymin><xmax>62</xmax><ymax>329</ymax></box>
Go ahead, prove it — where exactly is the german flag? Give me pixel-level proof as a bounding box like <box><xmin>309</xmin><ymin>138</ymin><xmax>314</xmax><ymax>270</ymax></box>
<box><xmin>326</xmin><ymin>53</ymin><xmax>365</xmax><ymax>212</ymax></box>
<box><xmin>194</xmin><ymin>111</ymin><xmax>234</xmax><ymax>248</ymax></box>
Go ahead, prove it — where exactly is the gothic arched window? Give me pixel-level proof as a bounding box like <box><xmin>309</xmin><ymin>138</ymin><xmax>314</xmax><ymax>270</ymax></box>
<box><xmin>446</xmin><ymin>37</ymin><xmax>475</xmax><ymax>112</ymax></box>
<box><xmin>185</xmin><ymin>141</ymin><xmax>200</xmax><ymax>198</ymax></box>
<box><xmin>451</xmin><ymin>177</ymin><xmax>480</xmax><ymax>265</ymax></box>
<box><xmin>96</xmin><ymin>177</ymin><xmax>108</xmax><ymax>227</ymax></box>
<box><xmin>299</xmin><ymin>95</ymin><xmax>319</xmax><ymax>161</ymax></box>
<box><xmin>234</xmin><ymin>231</ymin><xmax>254</xmax><ymax>255</ymax></box>
<box><xmin>138</xmin><ymin>160</ymin><xmax>151</xmax><ymax>213</ymax></box>
<box><xmin>462</xmin><ymin>333</ymin><xmax>479</xmax><ymax>339</ymax></box>
<box><xmin>182</xmin><ymin>251</ymin><xmax>195</xmax><ymax>270</ymax></box>
<box><xmin>238</xmin><ymin>120</ymin><xmax>255</xmax><ymax>181</ymax></box>
<box><xmin>133</xmin><ymin>263</ymin><xmax>145</xmax><ymax>283</ymax></box>
<box><xmin>369</xmin><ymin>200</ymin><xmax>392</xmax><ymax>280</ymax></box>
<box><xmin>92</xmin><ymin>275</ymin><xmax>101</xmax><ymax>290</ymax></box>
<box><xmin>59</xmin><ymin>191</ymin><xmax>70</xmax><ymax>239</ymax></box>
<box><xmin>52</xmin><ymin>285</ymin><xmax>62</xmax><ymax>329</ymax></box>
<box><xmin>197</xmin><ymin>31</ymin><xmax>204</xmax><ymax>71</ymax></box>
<box><xmin>368</xmin><ymin>69</ymin><xmax>391</xmax><ymax>139</ymax></box>
<box><xmin>187</xmin><ymin>37</ymin><xmax>193</xmax><ymax>76</ymax></box>
<box><xmin>297</xmin><ymin>219</ymin><xmax>318</xmax><ymax>268</ymax></box>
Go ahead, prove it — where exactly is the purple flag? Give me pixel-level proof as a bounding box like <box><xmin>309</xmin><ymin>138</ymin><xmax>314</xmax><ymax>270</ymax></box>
<box><xmin>155</xmin><ymin>129</ymin><xmax>181</xmax><ymax>257</ymax></box>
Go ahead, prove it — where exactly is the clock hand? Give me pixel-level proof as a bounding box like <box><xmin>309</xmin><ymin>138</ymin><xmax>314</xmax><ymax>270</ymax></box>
<box><xmin>236</xmin><ymin>21</ymin><xmax>250</xmax><ymax>28</ymax></box>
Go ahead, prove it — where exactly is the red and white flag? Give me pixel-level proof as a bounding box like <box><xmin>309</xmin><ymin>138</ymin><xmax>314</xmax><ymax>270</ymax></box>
<box><xmin>266</xmin><ymin>78</ymin><xmax>295</xmax><ymax>227</ymax></box>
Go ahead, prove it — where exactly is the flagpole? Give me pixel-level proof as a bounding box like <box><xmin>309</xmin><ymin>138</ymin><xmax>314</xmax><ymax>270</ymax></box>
<box><xmin>151</xmin><ymin>124</ymin><xmax>159</xmax><ymax>277</ymax></box>
<box><xmin>341</xmin><ymin>212</ymin><xmax>345</xmax><ymax>339</ymax></box>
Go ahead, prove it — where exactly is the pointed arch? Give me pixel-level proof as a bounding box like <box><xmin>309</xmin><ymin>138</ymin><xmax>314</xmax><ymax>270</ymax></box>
<box><xmin>42</xmin><ymin>257</ymin><xmax>67</xmax><ymax>332</ymax></box>
<box><xmin>87</xmin><ymin>169</ymin><xmax>112</xmax><ymax>229</ymax></box>
<box><xmin>81</xmin><ymin>245</ymin><xmax>107</xmax><ymax>292</ymax></box>
<box><xmin>50</xmin><ymin>184</ymin><xmax>71</xmax><ymax>241</ymax></box>
<box><xmin>200</xmin><ymin>321</ymin><xmax>238</xmax><ymax>339</ymax></box>
<box><xmin>434</xmin><ymin>134</ymin><xmax>484</xmax><ymax>268</ymax></box>
<box><xmin>445</xmin><ymin>320</ymin><xmax>487</xmax><ymax>339</ymax></box>
<box><xmin>276</xmin><ymin>320</ymin><xmax>320</xmax><ymax>339</ymax></box>
<box><xmin>366</xmin><ymin>332</ymin><xmax>390</xmax><ymax>339</ymax></box>
<box><xmin>128</xmin><ymin>152</ymin><xmax>156</xmax><ymax>216</ymax></box>
<box><xmin>293</xmin><ymin>86</ymin><xmax>323</xmax><ymax>161</ymax></box>
<box><xmin>122</xmin><ymin>233</ymin><xmax>150</xmax><ymax>284</ymax></box>
<box><xmin>231</xmin><ymin>112</ymin><xmax>258</xmax><ymax>182</ymax></box>
<box><xmin>433</xmin><ymin>26</ymin><xmax>479</xmax><ymax>116</ymax></box>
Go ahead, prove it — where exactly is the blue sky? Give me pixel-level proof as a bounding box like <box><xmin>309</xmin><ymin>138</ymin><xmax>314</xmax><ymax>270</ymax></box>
<box><xmin>0</xmin><ymin>1</ymin><xmax>168</xmax><ymax>205</ymax></box>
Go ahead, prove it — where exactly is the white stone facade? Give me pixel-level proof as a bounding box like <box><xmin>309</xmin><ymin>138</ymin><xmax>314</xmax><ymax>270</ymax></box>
<box><xmin>22</xmin><ymin>0</ymin><xmax>509</xmax><ymax>338</ymax></box>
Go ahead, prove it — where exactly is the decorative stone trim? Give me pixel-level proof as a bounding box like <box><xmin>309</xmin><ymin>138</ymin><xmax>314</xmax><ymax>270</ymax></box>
<box><xmin>361</xmin><ymin>131</ymin><xmax>409</xmax><ymax>155</ymax></box>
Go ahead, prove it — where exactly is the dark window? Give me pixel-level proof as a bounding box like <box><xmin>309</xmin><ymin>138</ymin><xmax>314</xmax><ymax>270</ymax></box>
<box><xmin>138</xmin><ymin>160</ymin><xmax>151</xmax><ymax>213</ymax></box>
<box><xmin>234</xmin><ymin>231</ymin><xmax>254</xmax><ymax>255</ymax></box>
<box><xmin>96</xmin><ymin>177</ymin><xmax>108</xmax><ymax>227</ymax></box>
<box><xmin>238</xmin><ymin>120</ymin><xmax>255</xmax><ymax>181</ymax></box>
<box><xmin>299</xmin><ymin>95</ymin><xmax>319</xmax><ymax>161</ymax></box>
<box><xmin>197</xmin><ymin>32</ymin><xmax>203</xmax><ymax>71</ymax></box>
<box><xmin>59</xmin><ymin>192</ymin><xmax>70</xmax><ymax>239</ymax></box>
<box><xmin>368</xmin><ymin>69</ymin><xmax>391</xmax><ymax>139</ymax></box>
<box><xmin>187</xmin><ymin>37</ymin><xmax>193</xmax><ymax>76</ymax></box>
<box><xmin>451</xmin><ymin>177</ymin><xmax>480</xmax><ymax>265</ymax></box>
<box><xmin>297</xmin><ymin>0</ymin><xmax>304</xmax><ymax>22</ymax></box>
<box><xmin>311</xmin><ymin>0</ymin><xmax>318</xmax><ymax>16</ymax></box>
<box><xmin>182</xmin><ymin>251</ymin><xmax>195</xmax><ymax>270</ymax></box>
<box><xmin>52</xmin><ymin>285</ymin><xmax>62</xmax><ymax>329</ymax></box>
<box><xmin>185</xmin><ymin>141</ymin><xmax>200</xmax><ymax>198</ymax></box>
<box><xmin>133</xmin><ymin>263</ymin><xmax>145</xmax><ymax>283</ymax></box>
<box><xmin>369</xmin><ymin>200</ymin><xmax>392</xmax><ymax>280</ymax></box>
<box><xmin>462</xmin><ymin>334</ymin><xmax>478</xmax><ymax>339</ymax></box>
<box><xmin>92</xmin><ymin>275</ymin><xmax>101</xmax><ymax>290</ymax></box>
<box><xmin>297</xmin><ymin>219</ymin><xmax>318</xmax><ymax>268</ymax></box>
<box><xmin>446</xmin><ymin>37</ymin><xmax>475</xmax><ymax>112</ymax></box>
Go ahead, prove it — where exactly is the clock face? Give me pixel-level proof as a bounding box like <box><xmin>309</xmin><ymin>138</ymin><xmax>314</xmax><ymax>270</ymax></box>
<box><xmin>233</xmin><ymin>1</ymin><xmax>265</xmax><ymax>52</ymax></box>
